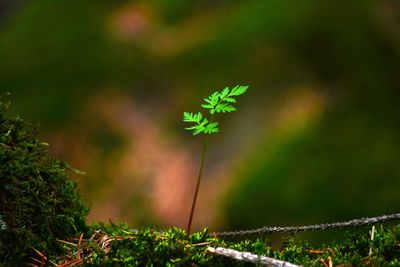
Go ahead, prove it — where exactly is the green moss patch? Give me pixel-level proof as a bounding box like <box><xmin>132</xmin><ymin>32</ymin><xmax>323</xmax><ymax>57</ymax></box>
<box><xmin>30</xmin><ymin>223</ymin><xmax>400</xmax><ymax>266</ymax></box>
<box><xmin>0</xmin><ymin>98</ymin><xmax>88</xmax><ymax>265</ymax></box>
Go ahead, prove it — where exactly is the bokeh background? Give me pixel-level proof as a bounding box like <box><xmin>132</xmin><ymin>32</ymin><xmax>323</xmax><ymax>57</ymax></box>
<box><xmin>1</xmin><ymin>0</ymin><xmax>399</xmax><ymax>240</ymax></box>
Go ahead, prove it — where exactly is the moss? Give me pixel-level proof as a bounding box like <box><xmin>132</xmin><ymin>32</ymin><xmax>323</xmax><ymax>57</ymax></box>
<box><xmin>0</xmin><ymin>98</ymin><xmax>88</xmax><ymax>265</ymax></box>
<box><xmin>42</xmin><ymin>224</ymin><xmax>400</xmax><ymax>266</ymax></box>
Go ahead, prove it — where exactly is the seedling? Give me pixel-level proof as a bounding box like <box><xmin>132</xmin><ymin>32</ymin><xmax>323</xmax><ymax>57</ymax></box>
<box><xmin>183</xmin><ymin>85</ymin><xmax>248</xmax><ymax>234</ymax></box>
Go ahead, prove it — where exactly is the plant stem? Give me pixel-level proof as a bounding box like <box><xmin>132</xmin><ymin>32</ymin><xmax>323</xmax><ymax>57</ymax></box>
<box><xmin>187</xmin><ymin>134</ymin><xmax>209</xmax><ymax>234</ymax></box>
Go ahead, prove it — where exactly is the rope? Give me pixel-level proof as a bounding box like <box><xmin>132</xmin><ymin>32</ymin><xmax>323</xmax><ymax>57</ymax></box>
<box><xmin>215</xmin><ymin>213</ymin><xmax>400</xmax><ymax>237</ymax></box>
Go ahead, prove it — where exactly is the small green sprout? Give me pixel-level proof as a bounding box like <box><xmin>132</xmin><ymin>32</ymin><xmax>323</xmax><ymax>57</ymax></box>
<box><xmin>183</xmin><ymin>85</ymin><xmax>248</xmax><ymax>234</ymax></box>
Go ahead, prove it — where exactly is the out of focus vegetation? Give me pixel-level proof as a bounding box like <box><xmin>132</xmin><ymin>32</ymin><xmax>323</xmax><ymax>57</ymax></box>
<box><xmin>0</xmin><ymin>0</ymin><xmax>399</xmax><ymax>235</ymax></box>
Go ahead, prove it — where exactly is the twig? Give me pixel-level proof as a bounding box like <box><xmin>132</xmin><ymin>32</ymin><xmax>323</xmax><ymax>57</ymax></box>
<box><xmin>58</xmin><ymin>258</ymin><xmax>83</xmax><ymax>267</ymax></box>
<box><xmin>77</xmin><ymin>233</ymin><xmax>83</xmax><ymax>259</ymax></box>
<box><xmin>369</xmin><ymin>225</ymin><xmax>376</xmax><ymax>256</ymax></box>
<box><xmin>187</xmin><ymin>241</ymin><xmax>212</xmax><ymax>247</ymax></box>
<box><xmin>207</xmin><ymin>247</ymin><xmax>300</xmax><ymax>267</ymax></box>
<box><xmin>57</xmin><ymin>239</ymin><xmax>78</xmax><ymax>247</ymax></box>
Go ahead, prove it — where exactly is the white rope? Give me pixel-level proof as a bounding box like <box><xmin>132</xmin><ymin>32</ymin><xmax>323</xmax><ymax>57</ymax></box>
<box><xmin>216</xmin><ymin>213</ymin><xmax>400</xmax><ymax>237</ymax></box>
<box><xmin>207</xmin><ymin>247</ymin><xmax>301</xmax><ymax>267</ymax></box>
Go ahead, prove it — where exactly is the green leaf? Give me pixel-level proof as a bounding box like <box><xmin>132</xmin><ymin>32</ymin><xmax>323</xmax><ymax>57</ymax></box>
<box><xmin>223</xmin><ymin>97</ymin><xmax>236</xmax><ymax>103</ymax></box>
<box><xmin>201</xmin><ymin>104</ymin><xmax>213</xmax><ymax>109</ymax></box>
<box><xmin>204</xmin><ymin>122</ymin><xmax>219</xmax><ymax>134</ymax></box>
<box><xmin>210</xmin><ymin>92</ymin><xmax>220</xmax><ymax>106</ymax></box>
<box><xmin>204</xmin><ymin>91</ymin><xmax>220</xmax><ymax>107</ymax></box>
<box><xmin>193</xmin><ymin>127</ymin><xmax>205</xmax><ymax>135</ymax></box>
<box><xmin>215</xmin><ymin>103</ymin><xmax>237</xmax><ymax>113</ymax></box>
<box><xmin>195</xmin><ymin>112</ymin><xmax>202</xmax><ymax>123</ymax></box>
<box><xmin>203</xmin><ymin>98</ymin><xmax>212</xmax><ymax>104</ymax></box>
<box><xmin>184</xmin><ymin>85</ymin><xmax>248</xmax><ymax>135</ymax></box>
<box><xmin>185</xmin><ymin>124</ymin><xmax>205</xmax><ymax>135</ymax></box>
<box><xmin>185</xmin><ymin>125</ymin><xmax>198</xmax><ymax>131</ymax></box>
<box><xmin>229</xmin><ymin>85</ymin><xmax>248</xmax><ymax>97</ymax></box>
<box><xmin>183</xmin><ymin>112</ymin><xmax>196</xmax><ymax>122</ymax></box>
<box><xmin>219</xmin><ymin>87</ymin><xmax>230</xmax><ymax>99</ymax></box>
<box><xmin>199</xmin><ymin>118</ymin><xmax>208</xmax><ymax>126</ymax></box>
<box><xmin>183</xmin><ymin>111</ymin><xmax>209</xmax><ymax>135</ymax></box>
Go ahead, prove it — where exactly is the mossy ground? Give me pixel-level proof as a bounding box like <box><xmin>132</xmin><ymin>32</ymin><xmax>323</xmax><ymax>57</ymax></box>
<box><xmin>29</xmin><ymin>223</ymin><xmax>400</xmax><ymax>266</ymax></box>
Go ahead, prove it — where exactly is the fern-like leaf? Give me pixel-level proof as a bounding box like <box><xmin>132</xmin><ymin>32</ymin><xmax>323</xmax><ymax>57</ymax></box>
<box><xmin>183</xmin><ymin>85</ymin><xmax>248</xmax><ymax>135</ymax></box>
<box><xmin>229</xmin><ymin>85</ymin><xmax>248</xmax><ymax>97</ymax></box>
<box><xmin>193</xmin><ymin>126</ymin><xmax>205</xmax><ymax>135</ymax></box>
<box><xmin>215</xmin><ymin>102</ymin><xmax>237</xmax><ymax>113</ymax></box>
<box><xmin>204</xmin><ymin>122</ymin><xmax>219</xmax><ymax>134</ymax></box>
<box><xmin>219</xmin><ymin>87</ymin><xmax>230</xmax><ymax>99</ymax></box>
<box><xmin>199</xmin><ymin>117</ymin><xmax>208</xmax><ymax>126</ymax></box>
<box><xmin>195</xmin><ymin>112</ymin><xmax>203</xmax><ymax>123</ymax></box>
<box><xmin>204</xmin><ymin>92</ymin><xmax>220</xmax><ymax>107</ymax></box>
<box><xmin>223</xmin><ymin>97</ymin><xmax>236</xmax><ymax>103</ymax></box>
<box><xmin>183</xmin><ymin>112</ymin><xmax>196</xmax><ymax>122</ymax></box>
<box><xmin>185</xmin><ymin>125</ymin><xmax>198</xmax><ymax>131</ymax></box>
<box><xmin>201</xmin><ymin>104</ymin><xmax>213</xmax><ymax>109</ymax></box>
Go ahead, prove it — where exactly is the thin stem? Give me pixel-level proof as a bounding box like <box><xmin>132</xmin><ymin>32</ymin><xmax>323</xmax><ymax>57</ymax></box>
<box><xmin>187</xmin><ymin>134</ymin><xmax>209</xmax><ymax>234</ymax></box>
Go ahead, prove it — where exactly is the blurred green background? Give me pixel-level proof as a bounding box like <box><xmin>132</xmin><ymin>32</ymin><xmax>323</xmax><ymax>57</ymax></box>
<box><xmin>1</xmin><ymin>0</ymin><xmax>399</xmax><ymax>240</ymax></box>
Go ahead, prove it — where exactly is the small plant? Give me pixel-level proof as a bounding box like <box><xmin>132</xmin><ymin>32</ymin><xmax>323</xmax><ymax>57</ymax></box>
<box><xmin>183</xmin><ymin>85</ymin><xmax>248</xmax><ymax>234</ymax></box>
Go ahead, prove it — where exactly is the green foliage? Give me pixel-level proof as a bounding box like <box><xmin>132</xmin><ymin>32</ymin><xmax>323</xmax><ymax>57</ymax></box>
<box><xmin>183</xmin><ymin>85</ymin><xmax>248</xmax><ymax>135</ymax></box>
<box><xmin>41</xmin><ymin>223</ymin><xmax>400</xmax><ymax>266</ymax></box>
<box><xmin>183</xmin><ymin>112</ymin><xmax>218</xmax><ymax>135</ymax></box>
<box><xmin>53</xmin><ymin>224</ymin><xmax>271</xmax><ymax>266</ymax></box>
<box><xmin>0</xmin><ymin>97</ymin><xmax>88</xmax><ymax>265</ymax></box>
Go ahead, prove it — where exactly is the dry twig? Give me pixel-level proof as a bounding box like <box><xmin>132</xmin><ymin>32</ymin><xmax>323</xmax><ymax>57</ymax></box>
<box><xmin>207</xmin><ymin>247</ymin><xmax>300</xmax><ymax>267</ymax></box>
